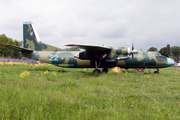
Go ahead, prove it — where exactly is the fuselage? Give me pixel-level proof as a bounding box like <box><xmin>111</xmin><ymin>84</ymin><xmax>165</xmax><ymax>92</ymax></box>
<box><xmin>23</xmin><ymin>49</ymin><xmax>174</xmax><ymax>69</ymax></box>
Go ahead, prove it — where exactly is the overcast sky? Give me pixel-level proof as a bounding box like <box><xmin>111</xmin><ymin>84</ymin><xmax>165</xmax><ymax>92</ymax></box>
<box><xmin>0</xmin><ymin>0</ymin><xmax>180</xmax><ymax>51</ymax></box>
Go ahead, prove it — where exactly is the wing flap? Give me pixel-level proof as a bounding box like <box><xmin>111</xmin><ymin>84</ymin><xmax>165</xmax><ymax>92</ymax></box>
<box><xmin>5</xmin><ymin>44</ymin><xmax>33</xmax><ymax>53</ymax></box>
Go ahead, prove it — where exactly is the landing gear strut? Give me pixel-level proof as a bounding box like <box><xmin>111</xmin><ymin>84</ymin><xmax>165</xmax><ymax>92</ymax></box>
<box><xmin>93</xmin><ymin>60</ymin><xmax>102</xmax><ymax>73</ymax></box>
<box><xmin>93</xmin><ymin>58</ymin><xmax>109</xmax><ymax>73</ymax></box>
<box><xmin>154</xmin><ymin>68</ymin><xmax>159</xmax><ymax>73</ymax></box>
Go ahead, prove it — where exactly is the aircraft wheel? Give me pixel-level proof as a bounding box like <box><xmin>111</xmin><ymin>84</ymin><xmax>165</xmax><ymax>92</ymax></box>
<box><xmin>154</xmin><ymin>71</ymin><xmax>159</xmax><ymax>74</ymax></box>
<box><xmin>93</xmin><ymin>69</ymin><xmax>101</xmax><ymax>73</ymax></box>
<box><xmin>102</xmin><ymin>68</ymin><xmax>109</xmax><ymax>73</ymax></box>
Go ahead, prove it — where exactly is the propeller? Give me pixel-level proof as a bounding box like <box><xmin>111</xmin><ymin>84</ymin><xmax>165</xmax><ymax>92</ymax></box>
<box><xmin>130</xmin><ymin>43</ymin><xmax>138</xmax><ymax>61</ymax></box>
<box><xmin>132</xmin><ymin>43</ymin><xmax>134</xmax><ymax>59</ymax></box>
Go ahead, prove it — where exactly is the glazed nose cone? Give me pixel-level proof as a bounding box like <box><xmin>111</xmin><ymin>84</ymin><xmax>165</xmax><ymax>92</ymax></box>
<box><xmin>167</xmin><ymin>58</ymin><xmax>175</xmax><ymax>67</ymax></box>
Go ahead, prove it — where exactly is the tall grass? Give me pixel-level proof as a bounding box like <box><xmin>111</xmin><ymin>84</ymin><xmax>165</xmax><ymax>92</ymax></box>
<box><xmin>0</xmin><ymin>64</ymin><xmax>179</xmax><ymax>119</ymax></box>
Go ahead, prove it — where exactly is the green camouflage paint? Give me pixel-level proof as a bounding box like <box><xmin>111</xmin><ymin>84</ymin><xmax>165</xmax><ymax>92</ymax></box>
<box><xmin>23</xmin><ymin>22</ymin><xmax>64</xmax><ymax>51</ymax></box>
<box><xmin>21</xmin><ymin>21</ymin><xmax>169</xmax><ymax>69</ymax></box>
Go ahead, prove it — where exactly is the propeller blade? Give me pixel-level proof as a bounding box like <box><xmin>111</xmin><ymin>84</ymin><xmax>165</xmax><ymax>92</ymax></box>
<box><xmin>131</xmin><ymin>43</ymin><xmax>134</xmax><ymax>62</ymax></box>
<box><xmin>132</xmin><ymin>43</ymin><xmax>134</xmax><ymax>50</ymax></box>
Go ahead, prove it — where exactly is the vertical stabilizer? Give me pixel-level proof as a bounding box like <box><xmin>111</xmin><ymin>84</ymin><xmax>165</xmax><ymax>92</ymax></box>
<box><xmin>23</xmin><ymin>21</ymin><xmax>64</xmax><ymax>51</ymax></box>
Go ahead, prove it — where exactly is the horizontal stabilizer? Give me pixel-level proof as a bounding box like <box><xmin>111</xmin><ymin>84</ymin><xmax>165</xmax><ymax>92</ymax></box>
<box><xmin>5</xmin><ymin>44</ymin><xmax>33</xmax><ymax>53</ymax></box>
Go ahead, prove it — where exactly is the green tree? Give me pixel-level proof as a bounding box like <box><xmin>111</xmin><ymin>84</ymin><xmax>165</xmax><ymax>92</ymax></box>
<box><xmin>147</xmin><ymin>47</ymin><xmax>158</xmax><ymax>52</ymax></box>
<box><xmin>0</xmin><ymin>34</ymin><xmax>12</xmax><ymax>57</ymax></box>
<box><xmin>159</xmin><ymin>47</ymin><xmax>168</xmax><ymax>57</ymax></box>
<box><xmin>167</xmin><ymin>44</ymin><xmax>171</xmax><ymax>57</ymax></box>
<box><xmin>0</xmin><ymin>34</ymin><xmax>22</xmax><ymax>58</ymax></box>
<box><xmin>12</xmin><ymin>40</ymin><xmax>22</xmax><ymax>58</ymax></box>
<box><xmin>171</xmin><ymin>46</ymin><xmax>180</xmax><ymax>61</ymax></box>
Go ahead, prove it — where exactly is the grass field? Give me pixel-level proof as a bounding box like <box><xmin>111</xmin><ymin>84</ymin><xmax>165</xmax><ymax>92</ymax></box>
<box><xmin>0</xmin><ymin>63</ymin><xmax>179</xmax><ymax>119</ymax></box>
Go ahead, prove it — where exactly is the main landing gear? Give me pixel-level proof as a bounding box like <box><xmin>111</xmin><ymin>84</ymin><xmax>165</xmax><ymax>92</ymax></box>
<box><xmin>93</xmin><ymin>60</ymin><xmax>109</xmax><ymax>73</ymax></box>
<box><xmin>154</xmin><ymin>68</ymin><xmax>159</xmax><ymax>73</ymax></box>
<box><xmin>102</xmin><ymin>68</ymin><xmax>109</xmax><ymax>73</ymax></box>
<box><xmin>93</xmin><ymin>60</ymin><xmax>101</xmax><ymax>73</ymax></box>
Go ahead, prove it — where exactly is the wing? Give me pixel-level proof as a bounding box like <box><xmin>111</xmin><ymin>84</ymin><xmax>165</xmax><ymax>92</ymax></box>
<box><xmin>65</xmin><ymin>44</ymin><xmax>111</xmax><ymax>60</ymax></box>
<box><xmin>5</xmin><ymin>44</ymin><xmax>33</xmax><ymax>53</ymax></box>
<box><xmin>65</xmin><ymin>44</ymin><xmax>111</xmax><ymax>51</ymax></box>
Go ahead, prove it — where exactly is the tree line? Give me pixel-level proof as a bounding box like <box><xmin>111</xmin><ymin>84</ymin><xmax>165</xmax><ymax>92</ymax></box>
<box><xmin>0</xmin><ymin>34</ymin><xmax>22</xmax><ymax>58</ymax></box>
<box><xmin>148</xmin><ymin>44</ymin><xmax>180</xmax><ymax>61</ymax></box>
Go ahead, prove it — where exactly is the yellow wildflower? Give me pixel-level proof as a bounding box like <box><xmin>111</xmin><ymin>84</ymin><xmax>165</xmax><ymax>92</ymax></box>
<box><xmin>144</xmin><ymin>75</ymin><xmax>150</xmax><ymax>78</ymax></box>
<box><xmin>44</xmin><ymin>70</ymin><xmax>49</xmax><ymax>75</ymax></box>
<box><xmin>52</xmin><ymin>72</ymin><xmax>57</xmax><ymax>76</ymax></box>
<box><xmin>19</xmin><ymin>71</ymin><xmax>30</xmax><ymax>79</ymax></box>
<box><xmin>0</xmin><ymin>62</ymin><xmax>4</xmax><ymax>66</ymax></box>
<box><xmin>30</xmin><ymin>63</ymin><xmax>34</xmax><ymax>67</ymax></box>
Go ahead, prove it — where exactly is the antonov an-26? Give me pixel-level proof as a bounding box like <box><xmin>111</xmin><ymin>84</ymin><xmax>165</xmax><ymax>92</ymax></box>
<box><xmin>6</xmin><ymin>21</ymin><xmax>175</xmax><ymax>73</ymax></box>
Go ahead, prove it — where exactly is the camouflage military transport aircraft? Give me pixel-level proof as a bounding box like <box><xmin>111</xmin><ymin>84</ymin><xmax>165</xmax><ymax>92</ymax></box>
<box><xmin>6</xmin><ymin>21</ymin><xmax>175</xmax><ymax>73</ymax></box>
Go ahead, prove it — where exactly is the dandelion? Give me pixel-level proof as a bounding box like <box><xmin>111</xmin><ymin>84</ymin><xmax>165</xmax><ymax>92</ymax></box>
<box><xmin>47</xmin><ymin>64</ymin><xmax>53</xmax><ymax>66</ymax></box>
<box><xmin>0</xmin><ymin>62</ymin><xmax>4</xmax><ymax>66</ymax></box>
<box><xmin>19</xmin><ymin>71</ymin><xmax>30</xmax><ymax>79</ymax></box>
<box><xmin>30</xmin><ymin>63</ymin><xmax>33</xmax><ymax>67</ymax></box>
<box><xmin>144</xmin><ymin>75</ymin><xmax>150</xmax><ymax>78</ymax></box>
<box><xmin>44</xmin><ymin>70</ymin><xmax>49</xmax><ymax>75</ymax></box>
<box><xmin>52</xmin><ymin>72</ymin><xmax>57</xmax><ymax>76</ymax></box>
<box><xmin>34</xmin><ymin>64</ymin><xmax>52</xmax><ymax>67</ymax></box>
<box><xmin>125</xmin><ymin>71</ymin><xmax>128</xmax><ymax>74</ymax></box>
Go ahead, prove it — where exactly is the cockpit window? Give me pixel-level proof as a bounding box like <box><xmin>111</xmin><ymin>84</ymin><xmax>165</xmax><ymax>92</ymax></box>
<box><xmin>156</xmin><ymin>53</ymin><xmax>161</xmax><ymax>56</ymax></box>
<box><xmin>152</xmin><ymin>53</ymin><xmax>161</xmax><ymax>56</ymax></box>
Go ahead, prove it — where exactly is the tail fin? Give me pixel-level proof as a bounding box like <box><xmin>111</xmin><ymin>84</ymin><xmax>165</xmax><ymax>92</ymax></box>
<box><xmin>23</xmin><ymin>21</ymin><xmax>64</xmax><ymax>51</ymax></box>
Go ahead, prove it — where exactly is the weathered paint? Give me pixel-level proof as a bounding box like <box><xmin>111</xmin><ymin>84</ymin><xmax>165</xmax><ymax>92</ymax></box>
<box><xmin>23</xmin><ymin>23</ymin><xmax>64</xmax><ymax>51</ymax></box>
<box><xmin>20</xmin><ymin>21</ymin><xmax>172</xmax><ymax>69</ymax></box>
<box><xmin>136</xmin><ymin>51</ymin><xmax>144</xmax><ymax>61</ymax></box>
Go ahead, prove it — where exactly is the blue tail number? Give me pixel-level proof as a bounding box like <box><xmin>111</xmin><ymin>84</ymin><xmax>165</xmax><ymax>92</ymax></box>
<box><xmin>49</xmin><ymin>55</ymin><xmax>58</xmax><ymax>61</ymax></box>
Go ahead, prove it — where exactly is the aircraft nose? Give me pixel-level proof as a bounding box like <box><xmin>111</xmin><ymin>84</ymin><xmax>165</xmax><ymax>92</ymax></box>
<box><xmin>167</xmin><ymin>58</ymin><xmax>175</xmax><ymax>67</ymax></box>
